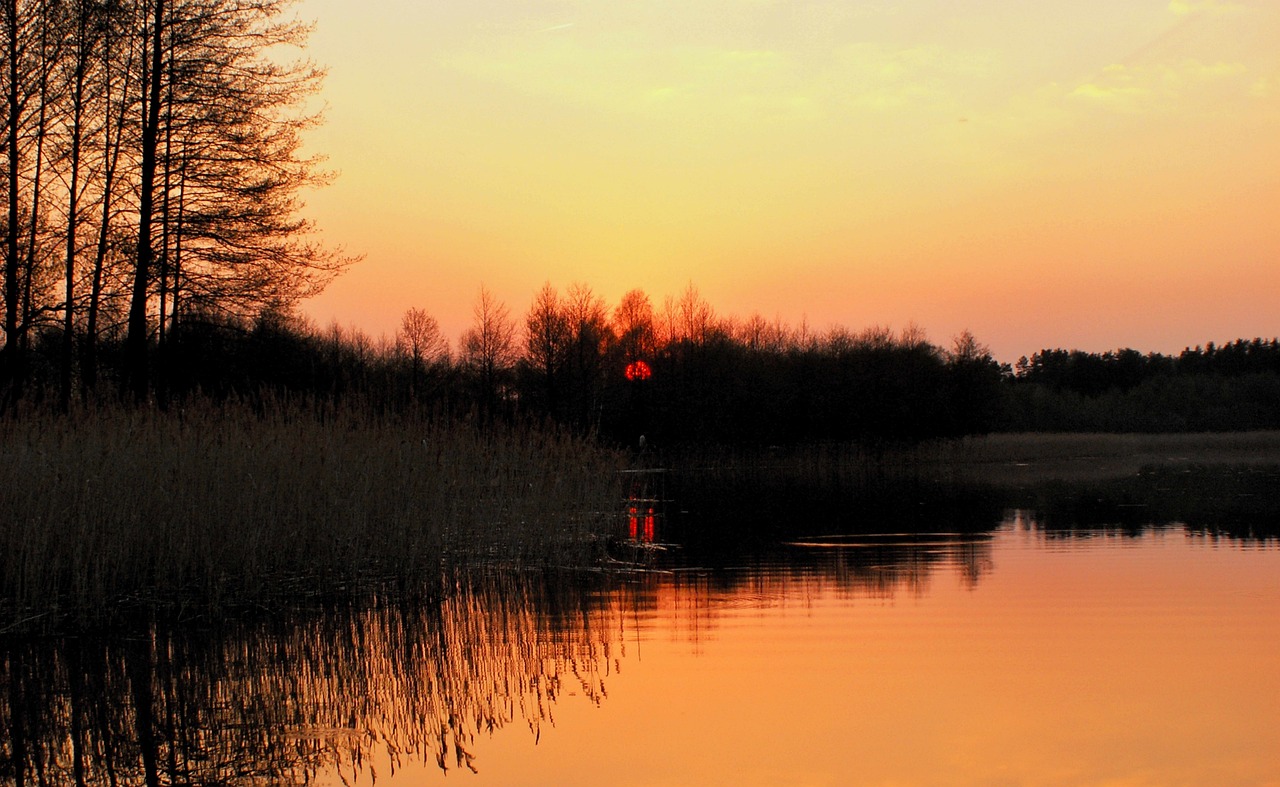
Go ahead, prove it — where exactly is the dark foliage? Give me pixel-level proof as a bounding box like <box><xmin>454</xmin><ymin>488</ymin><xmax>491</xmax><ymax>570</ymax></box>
<box><xmin>9</xmin><ymin>273</ymin><xmax>1277</xmax><ymax>439</ymax></box>
<box><xmin>1007</xmin><ymin>339</ymin><xmax>1280</xmax><ymax>432</ymax></box>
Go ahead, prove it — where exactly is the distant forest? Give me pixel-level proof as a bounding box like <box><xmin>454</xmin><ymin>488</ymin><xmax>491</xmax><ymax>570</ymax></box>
<box><xmin>1007</xmin><ymin>340</ymin><xmax>1280</xmax><ymax>433</ymax></box>
<box><xmin>2</xmin><ymin>2</ymin><xmax>1275</xmax><ymax>442</ymax></box>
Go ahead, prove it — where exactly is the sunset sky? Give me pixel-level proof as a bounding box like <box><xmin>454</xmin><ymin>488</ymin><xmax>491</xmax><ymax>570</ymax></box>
<box><xmin>293</xmin><ymin>0</ymin><xmax>1279</xmax><ymax>361</ymax></box>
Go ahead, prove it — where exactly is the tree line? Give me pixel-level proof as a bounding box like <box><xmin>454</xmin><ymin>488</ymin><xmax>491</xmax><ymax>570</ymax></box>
<box><xmin>1</xmin><ymin>0</ymin><xmax>346</xmax><ymax>410</ymax></box>
<box><xmin>11</xmin><ymin>236</ymin><xmax>1277</xmax><ymax>439</ymax></box>
<box><xmin>150</xmin><ymin>280</ymin><xmax>1279</xmax><ymax>442</ymax></box>
<box><xmin>84</xmin><ymin>281</ymin><xmax>1007</xmax><ymax>447</ymax></box>
<box><xmin>1005</xmin><ymin>340</ymin><xmax>1280</xmax><ymax>432</ymax></box>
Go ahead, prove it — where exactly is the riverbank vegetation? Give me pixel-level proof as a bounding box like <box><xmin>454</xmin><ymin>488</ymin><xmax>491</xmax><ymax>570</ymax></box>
<box><xmin>0</xmin><ymin>404</ymin><xmax>623</xmax><ymax>632</ymax></box>
<box><xmin>12</xmin><ymin>275</ymin><xmax>1276</xmax><ymax>446</ymax></box>
<box><xmin>944</xmin><ymin>430</ymin><xmax>1280</xmax><ymax>483</ymax></box>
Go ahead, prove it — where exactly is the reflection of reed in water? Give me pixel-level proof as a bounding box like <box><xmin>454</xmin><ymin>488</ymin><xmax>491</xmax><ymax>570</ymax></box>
<box><xmin>0</xmin><ymin>570</ymin><xmax>625</xmax><ymax>785</ymax></box>
<box><xmin>1</xmin><ymin>537</ymin><xmax>998</xmax><ymax>784</ymax></box>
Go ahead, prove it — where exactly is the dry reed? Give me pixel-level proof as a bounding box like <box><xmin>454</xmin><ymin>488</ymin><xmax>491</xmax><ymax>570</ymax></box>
<box><xmin>938</xmin><ymin>431</ymin><xmax>1280</xmax><ymax>484</ymax></box>
<box><xmin>0</xmin><ymin>403</ymin><xmax>625</xmax><ymax>630</ymax></box>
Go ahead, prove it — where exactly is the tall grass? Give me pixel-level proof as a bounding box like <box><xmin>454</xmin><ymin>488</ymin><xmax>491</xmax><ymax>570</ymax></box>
<box><xmin>0</xmin><ymin>403</ymin><xmax>625</xmax><ymax>630</ymax></box>
<box><xmin>940</xmin><ymin>431</ymin><xmax>1280</xmax><ymax>484</ymax></box>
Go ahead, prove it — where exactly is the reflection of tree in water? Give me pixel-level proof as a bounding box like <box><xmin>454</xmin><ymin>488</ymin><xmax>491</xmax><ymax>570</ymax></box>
<box><xmin>1009</xmin><ymin>465</ymin><xmax>1280</xmax><ymax>542</ymax></box>
<box><xmin>0</xmin><ymin>571</ymin><xmax>625</xmax><ymax>785</ymax></box>
<box><xmin>610</xmin><ymin>533</ymin><xmax>998</xmax><ymax>646</ymax></box>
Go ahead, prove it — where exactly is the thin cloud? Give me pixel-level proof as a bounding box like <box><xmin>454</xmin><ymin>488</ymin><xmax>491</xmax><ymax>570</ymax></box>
<box><xmin>1168</xmin><ymin>0</ymin><xmax>1243</xmax><ymax>16</ymax></box>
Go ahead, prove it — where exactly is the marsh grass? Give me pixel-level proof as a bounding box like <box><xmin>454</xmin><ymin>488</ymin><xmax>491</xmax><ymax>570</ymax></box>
<box><xmin>940</xmin><ymin>431</ymin><xmax>1280</xmax><ymax>484</ymax></box>
<box><xmin>658</xmin><ymin>432</ymin><xmax>1280</xmax><ymax>492</ymax></box>
<box><xmin>0</xmin><ymin>403</ymin><xmax>625</xmax><ymax>631</ymax></box>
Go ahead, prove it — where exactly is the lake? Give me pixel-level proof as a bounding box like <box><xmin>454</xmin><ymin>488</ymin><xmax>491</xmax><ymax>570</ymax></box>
<box><xmin>4</xmin><ymin>467</ymin><xmax>1279</xmax><ymax>786</ymax></box>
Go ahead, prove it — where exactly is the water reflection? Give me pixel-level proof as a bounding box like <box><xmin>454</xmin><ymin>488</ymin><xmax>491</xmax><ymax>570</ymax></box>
<box><xmin>0</xmin><ymin>572</ymin><xmax>626</xmax><ymax>785</ymax></box>
<box><xmin>5</xmin><ymin>466</ymin><xmax>1280</xmax><ymax>785</ymax></box>
<box><xmin>1014</xmin><ymin>464</ymin><xmax>1280</xmax><ymax>541</ymax></box>
<box><xmin>625</xmin><ymin>504</ymin><xmax>656</xmax><ymax>543</ymax></box>
<box><xmin>1</xmin><ymin>532</ymin><xmax>1004</xmax><ymax>785</ymax></box>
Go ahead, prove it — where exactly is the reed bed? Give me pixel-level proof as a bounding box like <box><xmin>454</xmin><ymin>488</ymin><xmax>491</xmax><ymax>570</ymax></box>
<box><xmin>939</xmin><ymin>431</ymin><xmax>1280</xmax><ymax>484</ymax></box>
<box><xmin>0</xmin><ymin>404</ymin><xmax>625</xmax><ymax>631</ymax></box>
<box><xmin>659</xmin><ymin>431</ymin><xmax>1280</xmax><ymax>491</ymax></box>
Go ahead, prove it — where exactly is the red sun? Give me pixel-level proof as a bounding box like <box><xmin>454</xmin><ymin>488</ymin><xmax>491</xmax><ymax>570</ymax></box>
<box><xmin>625</xmin><ymin>360</ymin><xmax>652</xmax><ymax>381</ymax></box>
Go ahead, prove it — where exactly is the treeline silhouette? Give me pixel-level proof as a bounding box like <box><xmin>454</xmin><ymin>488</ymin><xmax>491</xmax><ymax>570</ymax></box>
<box><xmin>1006</xmin><ymin>339</ymin><xmax>1280</xmax><ymax>431</ymax></box>
<box><xmin>11</xmin><ymin>281</ymin><xmax>1015</xmax><ymax>445</ymax></box>
<box><xmin>10</xmin><ymin>266</ymin><xmax>1278</xmax><ymax>439</ymax></box>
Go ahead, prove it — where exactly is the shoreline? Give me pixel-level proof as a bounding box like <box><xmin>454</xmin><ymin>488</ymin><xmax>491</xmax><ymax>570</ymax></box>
<box><xmin>944</xmin><ymin>431</ymin><xmax>1280</xmax><ymax>484</ymax></box>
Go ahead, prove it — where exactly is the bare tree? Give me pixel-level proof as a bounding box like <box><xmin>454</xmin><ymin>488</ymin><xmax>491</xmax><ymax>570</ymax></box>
<box><xmin>1</xmin><ymin>0</ymin><xmax>38</xmax><ymax>394</ymax></box>
<box><xmin>734</xmin><ymin>312</ymin><xmax>789</xmax><ymax>353</ymax></box>
<box><xmin>948</xmin><ymin>329</ymin><xmax>990</xmax><ymax>363</ymax></box>
<box><xmin>460</xmin><ymin>285</ymin><xmax>515</xmax><ymax>412</ymax></box>
<box><xmin>396</xmin><ymin>306</ymin><xmax>446</xmax><ymax>397</ymax></box>
<box><xmin>124</xmin><ymin>0</ymin><xmax>168</xmax><ymax>398</ymax></box>
<box><xmin>83</xmin><ymin>0</ymin><xmax>138</xmax><ymax>397</ymax></box>
<box><xmin>154</xmin><ymin>1</ymin><xmax>345</xmax><ymax>327</ymax></box>
<box><xmin>0</xmin><ymin>0</ymin><xmax>348</xmax><ymax>402</ymax></box>
<box><xmin>524</xmin><ymin>281</ymin><xmax>568</xmax><ymax>415</ymax></box>
<box><xmin>561</xmin><ymin>281</ymin><xmax>611</xmax><ymax>426</ymax></box>
<box><xmin>900</xmin><ymin>321</ymin><xmax>932</xmax><ymax>353</ymax></box>
<box><xmin>656</xmin><ymin>282</ymin><xmax>718</xmax><ymax>348</ymax></box>
<box><xmin>612</xmin><ymin>287</ymin><xmax>656</xmax><ymax>361</ymax></box>
<box><xmin>56</xmin><ymin>0</ymin><xmax>103</xmax><ymax>410</ymax></box>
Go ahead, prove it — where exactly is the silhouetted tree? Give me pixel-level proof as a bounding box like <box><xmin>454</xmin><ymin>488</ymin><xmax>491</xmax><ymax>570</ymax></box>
<box><xmin>522</xmin><ymin>281</ymin><xmax>569</xmax><ymax>418</ymax></box>
<box><xmin>611</xmin><ymin>287</ymin><xmax>656</xmax><ymax>363</ymax></box>
<box><xmin>396</xmin><ymin>306</ymin><xmax>447</xmax><ymax>399</ymax></box>
<box><xmin>945</xmin><ymin>330</ymin><xmax>1005</xmax><ymax>435</ymax></box>
<box><xmin>1006</xmin><ymin>337</ymin><xmax>1280</xmax><ymax>432</ymax></box>
<box><xmin>0</xmin><ymin>0</ymin><xmax>345</xmax><ymax>404</ymax></box>
<box><xmin>663</xmin><ymin>281</ymin><xmax>718</xmax><ymax>347</ymax></box>
<box><xmin>460</xmin><ymin>285</ymin><xmax>516</xmax><ymax>414</ymax></box>
<box><xmin>561</xmin><ymin>282</ymin><xmax>611</xmax><ymax>428</ymax></box>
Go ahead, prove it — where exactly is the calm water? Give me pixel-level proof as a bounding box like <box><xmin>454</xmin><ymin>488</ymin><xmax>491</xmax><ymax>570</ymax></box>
<box><xmin>5</xmin><ymin>478</ymin><xmax>1280</xmax><ymax>786</ymax></box>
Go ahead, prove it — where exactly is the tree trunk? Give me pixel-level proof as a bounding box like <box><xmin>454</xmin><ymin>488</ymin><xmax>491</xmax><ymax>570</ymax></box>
<box><xmin>61</xmin><ymin>6</ymin><xmax>89</xmax><ymax>412</ymax></box>
<box><xmin>21</xmin><ymin>0</ymin><xmax>50</xmax><ymax>361</ymax></box>
<box><xmin>126</xmin><ymin>0</ymin><xmax>166</xmax><ymax>401</ymax></box>
<box><xmin>83</xmin><ymin>9</ymin><xmax>133</xmax><ymax>399</ymax></box>
<box><xmin>3</xmin><ymin>0</ymin><xmax>23</xmax><ymax>397</ymax></box>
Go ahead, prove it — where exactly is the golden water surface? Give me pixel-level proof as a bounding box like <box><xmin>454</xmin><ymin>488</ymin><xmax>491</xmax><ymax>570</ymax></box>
<box><xmin>6</xmin><ymin>514</ymin><xmax>1279</xmax><ymax>786</ymax></box>
<box><xmin>320</xmin><ymin>516</ymin><xmax>1280</xmax><ymax>786</ymax></box>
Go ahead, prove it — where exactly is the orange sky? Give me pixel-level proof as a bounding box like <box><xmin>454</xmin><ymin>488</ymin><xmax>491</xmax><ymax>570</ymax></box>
<box><xmin>293</xmin><ymin>0</ymin><xmax>1279</xmax><ymax>361</ymax></box>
